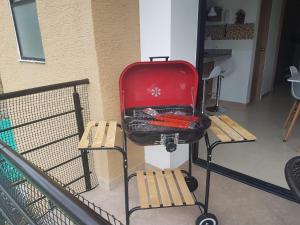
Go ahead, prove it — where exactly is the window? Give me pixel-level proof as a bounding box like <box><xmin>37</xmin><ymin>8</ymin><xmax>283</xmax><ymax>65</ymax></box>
<box><xmin>9</xmin><ymin>0</ymin><xmax>45</xmax><ymax>62</ymax></box>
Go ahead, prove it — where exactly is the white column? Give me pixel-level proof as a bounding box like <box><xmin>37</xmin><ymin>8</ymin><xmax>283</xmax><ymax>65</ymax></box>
<box><xmin>139</xmin><ymin>0</ymin><xmax>199</xmax><ymax>169</ymax></box>
<box><xmin>139</xmin><ymin>0</ymin><xmax>172</xmax><ymax>61</ymax></box>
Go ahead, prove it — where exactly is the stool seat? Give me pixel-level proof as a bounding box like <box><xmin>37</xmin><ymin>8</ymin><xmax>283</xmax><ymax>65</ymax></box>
<box><xmin>202</xmin><ymin>66</ymin><xmax>222</xmax><ymax>81</ymax></box>
<box><xmin>201</xmin><ymin>66</ymin><xmax>222</xmax><ymax>113</ymax></box>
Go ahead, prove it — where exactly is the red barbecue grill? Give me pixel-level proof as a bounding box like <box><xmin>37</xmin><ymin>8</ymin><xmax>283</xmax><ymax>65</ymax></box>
<box><xmin>120</xmin><ymin>58</ymin><xmax>211</xmax><ymax>152</ymax></box>
<box><xmin>79</xmin><ymin>58</ymin><xmax>226</xmax><ymax>225</ymax></box>
<box><xmin>117</xmin><ymin>58</ymin><xmax>217</xmax><ymax>225</ymax></box>
<box><xmin>79</xmin><ymin>58</ymin><xmax>256</xmax><ymax>225</ymax></box>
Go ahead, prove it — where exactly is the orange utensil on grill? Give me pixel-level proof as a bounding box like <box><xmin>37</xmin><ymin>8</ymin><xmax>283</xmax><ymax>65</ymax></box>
<box><xmin>143</xmin><ymin>108</ymin><xmax>198</xmax><ymax>129</ymax></box>
<box><xmin>148</xmin><ymin>120</ymin><xmax>191</xmax><ymax>129</ymax></box>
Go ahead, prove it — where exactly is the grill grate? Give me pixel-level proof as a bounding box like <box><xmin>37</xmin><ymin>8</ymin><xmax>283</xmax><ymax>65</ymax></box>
<box><xmin>124</xmin><ymin>106</ymin><xmax>203</xmax><ymax>133</ymax></box>
<box><xmin>132</xmin><ymin>106</ymin><xmax>192</xmax><ymax>119</ymax></box>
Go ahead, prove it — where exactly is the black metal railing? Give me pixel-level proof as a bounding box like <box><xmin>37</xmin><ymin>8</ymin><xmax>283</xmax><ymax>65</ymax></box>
<box><xmin>0</xmin><ymin>79</ymin><xmax>124</xmax><ymax>225</ymax></box>
<box><xmin>0</xmin><ymin>79</ymin><xmax>97</xmax><ymax>194</ymax></box>
<box><xmin>0</xmin><ymin>141</ymin><xmax>123</xmax><ymax>225</ymax></box>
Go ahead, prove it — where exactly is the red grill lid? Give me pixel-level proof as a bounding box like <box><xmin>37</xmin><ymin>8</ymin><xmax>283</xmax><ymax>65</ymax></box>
<box><xmin>119</xmin><ymin>60</ymin><xmax>199</xmax><ymax>111</ymax></box>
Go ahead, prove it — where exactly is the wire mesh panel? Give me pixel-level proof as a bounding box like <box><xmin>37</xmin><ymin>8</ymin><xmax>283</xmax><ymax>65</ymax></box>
<box><xmin>0</xmin><ymin>156</ymin><xmax>68</xmax><ymax>225</ymax></box>
<box><xmin>0</xmin><ymin>80</ymin><xmax>124</xmax><ymax>225</ymax></box>
<box><xmin>0</xmin><ymin>81</ymin><xmax>97</xmax><ymax>194</ymax></box>
<box><xmin>0</xmin><ymin>153</ymin><xmax>123</xmax><ymax>225</ymax></box>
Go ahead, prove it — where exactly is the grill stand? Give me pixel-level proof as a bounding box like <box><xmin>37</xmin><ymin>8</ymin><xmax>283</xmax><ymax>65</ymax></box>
<box><xmin>78</xmin><ymin>121</ymin><xmax>216</xmax><ymax>225</ymax></box>
<box><xmin>195</xmin><ymin>115</ymin><xmax>257</xmax><ymax>214</ymax></box>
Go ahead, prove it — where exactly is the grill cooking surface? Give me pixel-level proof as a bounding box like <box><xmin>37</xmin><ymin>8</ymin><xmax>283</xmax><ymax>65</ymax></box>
<box><xmin>122</xmin><ymin>106</ymin><xmax>211</xmax><ymax>146</ymax></box>
<box><xmin>124</xmin><ymin>106</ymin><xmax>199</xmax><ymax>133</ymax></box>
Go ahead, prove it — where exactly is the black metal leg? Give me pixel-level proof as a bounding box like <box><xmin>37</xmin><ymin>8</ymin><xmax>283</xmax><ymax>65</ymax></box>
<box><xmin>216</xmin><ymin>75</ymin><xmax>222</xmax><ymax>108</ymax></box>
<box><xmin>73</xmin><ymin>88</ymin><xmax>91</xmax><ymax>191</ymax></box>
<box><xmin>192</xmin><ymin>142</ymin><xmax>199</xmax><ymax>161</ymax></box>
<box><xmin>206</xmin><ymin>75</ymin><xmax>222</xmax><ymax>113</ymax></box>
<box><xmin>124</xmin><ymin>156</ymin><xmax>129</xmax><ymax>225</ymax></box>
<box><xmin>122</xmin><ymin>133</ymin><xmax>130</xmax><ymax>225</ymax></box>
<box><xmin>188</xmin><ymin>144</ymin><xmax>193</xmax><ymax>176</ymax></box>
<box><xmin>204</xmin><ymin>133</ymin><xmax>213</xmax><ymax>214</ymax></box>
<box><xmin>201</xmin><ymin>80</ymin><xmax>206</xmax><ymax>113</ymax></box>
<box><xmin>185</xmin><ymin>144</ymin><xmax>199</xmax><ymax>193</ymax></box>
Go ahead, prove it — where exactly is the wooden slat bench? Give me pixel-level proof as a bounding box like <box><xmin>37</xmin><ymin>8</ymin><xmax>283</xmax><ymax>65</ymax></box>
<box><xmin>209</xmin><ymin>115</ymin><xmax>256</xmax><ymax>142</ymax></box>
<box><xmin>136</xmin><ymin>169</ymin><xmax>195</xmax><ymax>209</ymax></box>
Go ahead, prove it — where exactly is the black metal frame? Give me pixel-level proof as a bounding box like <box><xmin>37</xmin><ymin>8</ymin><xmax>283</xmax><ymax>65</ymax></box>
<box><xmin>0</xmin><ymin>141</ymin><xmax>111</xmax><ymax>225</ymax></box>
<box><xmin>0</xmin><ymin>79</ymin><xmax>126</xmax><ymax>225</ymax></box>
<box><xmin>195</xmin><ymin>133</ymin><xmax>254</xmax><ymax>215</ymax></box>
<box><xmin>73</xmin><ymin>87</ymin><xmax>92</xmax><ymax>191</ymax></box>
<box><xmin>0</xmin><ymin>79</ymin><xmax>89</xmax><ymax>100</ymax></box>
<box><xmin>191</xmin><ymin>133</ymin><xmax>300</xmax><ymax>205</ymax></box>
<box><xmin>9</xmin><ymin>0</ymin><xmax>46</xmax><ymax>62</ymax></box>
<box><xmin>0</xmin><ymin>79</ymin><xmax>95</xmax><ymax>193</ymax></box>
<box><xmin>194</xmin><ymin>157</ymin><xmax>300</xmax><ymax>204</ymax></box>
<box><xmin>80</xmin><ymin>124</ymin><xmax>216</xmax><ymax>225</ymax></box>
<box><xmin>192</xmin><ymin>0</ymin><xmax>207</xmax><ymax>167</ymax></box>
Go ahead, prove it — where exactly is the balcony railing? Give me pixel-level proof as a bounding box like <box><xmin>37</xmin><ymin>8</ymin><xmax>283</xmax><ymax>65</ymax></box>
<box><xmin>0</xmin><ymin>80</ymin><xmax>123</xmax><ymax>225</ymax></box>
<box><xmin>0</xmin><ymin>79</ymin><xmax>97</xmax><ymax>193</ymax></box>
<box><xmin>0</xmin><ymin>141</ymin><xmax>123</xmax><ymax>225</ymax></box>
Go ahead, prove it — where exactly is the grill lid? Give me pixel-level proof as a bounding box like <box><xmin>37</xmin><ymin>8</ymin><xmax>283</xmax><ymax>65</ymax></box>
<box><xmin>119</xmin><ymin>60</ymin><xmax>199</xmax><ymax>111</ymax></box>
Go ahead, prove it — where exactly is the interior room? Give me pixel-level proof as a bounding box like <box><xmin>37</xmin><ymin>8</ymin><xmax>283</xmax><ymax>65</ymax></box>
<box><xmin>198</xmin><ymin>0</ymin><xmax>300</xmax><ymax>190</ymax></box>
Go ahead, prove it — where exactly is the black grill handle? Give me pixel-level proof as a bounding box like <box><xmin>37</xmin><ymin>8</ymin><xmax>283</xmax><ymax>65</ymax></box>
<box><xmin>149</xmin><ymin>56</ymin><xmax>169</xmax><ymax>62</ymax></box>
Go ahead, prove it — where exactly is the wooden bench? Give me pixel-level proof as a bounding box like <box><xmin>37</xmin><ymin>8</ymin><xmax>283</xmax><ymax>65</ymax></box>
<box><xmin>78</xmin><ymin>121</ymin><xmax>118</xmax><ymax>149</ymax></box>
<box><xmin>209</xmin><ymin>115</ymin><xmax>256</xmax><ymax>143</ymax></box>
<box><xmin>136</xmin><ymin>169</ymin><xmax>195</xmax><ymax>209</ymax></box>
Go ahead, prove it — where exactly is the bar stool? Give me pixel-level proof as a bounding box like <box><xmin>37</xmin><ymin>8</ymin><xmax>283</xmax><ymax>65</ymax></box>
<box><xmin>283</xmin><ymin>66</ymin><xmax>300</xmax><ymax>141</ymax></box>
<box><xmin>201</xmin><ymin>66</ymin><xmax>223</xmax><ymax>113</ymax></box>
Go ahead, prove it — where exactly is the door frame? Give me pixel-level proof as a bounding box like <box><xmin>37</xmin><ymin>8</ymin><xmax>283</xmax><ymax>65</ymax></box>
<box><xmin>269</xmin><ymin>0</ymin><xmax>288</xmax><ymax>92</ymax></box>
<box><xmin>250</xmin><ymin>0</ymin><xmax>273</xmax><ymax>102</ymax></box>
<box><xmin>194</xmin><ymin>0</ymin><xmax>297</xmax><ymax>204</ymax></box>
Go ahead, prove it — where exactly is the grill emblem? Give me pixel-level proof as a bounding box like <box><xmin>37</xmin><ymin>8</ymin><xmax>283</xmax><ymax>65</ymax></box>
<box><xmin>151</xmin><ymin>87</ymin><xmax>161</xmax><ymax>97</ymax></box>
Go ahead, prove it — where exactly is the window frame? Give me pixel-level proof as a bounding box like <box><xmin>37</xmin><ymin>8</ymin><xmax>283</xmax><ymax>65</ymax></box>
<box><xmin>8</xmin><ymin>0</ymin><xmax>45</xmax><ymax>63</ymax></box>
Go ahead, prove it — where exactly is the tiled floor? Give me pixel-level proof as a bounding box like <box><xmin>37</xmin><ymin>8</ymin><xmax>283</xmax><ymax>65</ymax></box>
<box><xmin>199</xmin><ymin>84</ymin><xmax>300</xmax><ymax>188</ymax></box>
<box><xmin>83</xmin><ymin>164</ymin><xmax>300</xmax><ymax>225</ymax></box>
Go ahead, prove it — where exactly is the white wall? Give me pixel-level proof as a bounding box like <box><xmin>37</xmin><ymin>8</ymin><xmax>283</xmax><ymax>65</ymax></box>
<box><xmin>171</xmin><ymin>0</ymin><xmax>199</xmax><ymax>65</ymax></box>
<box><xmin>139</xmin><ymin>0</ymin><xmax>199</xmax><ymax>169</ymax></box>
<box><xmin>144</xmin><ymin>144</ymin><xmax>190</xmax><ymax>169</ymax></box>
<box><xmin>139</xmin><ymin>0</ymin><xmax>171</xmax><ymax>61</ymax></box>
<box><xmin>261</xmin><ymin>0</ymin><xmax>285</xmax><ymax>96</ymax></box>
<box><xmin>206</xmin><ymin>0</ymin><xmax>261</xmax><ymax>104</ymax></box>
<box><xmin>205</xmin><ymin>40</ymin><xmax>255</xmax><ymax>103</ymax></box>
<box><xmin>169</xmin><ymin>0</ymin><xmax>199</xmax><ymax>168</ymax></box>
<box><xmin>139</xmin><ymin>0</ymin><xmax>173</xmax><ymax>169</ymax></box>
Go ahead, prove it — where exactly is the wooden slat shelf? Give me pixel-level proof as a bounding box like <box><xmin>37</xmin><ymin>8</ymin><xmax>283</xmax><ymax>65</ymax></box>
<box><xmin>136</xmin><ymin>169</ymin><xmax>195</xmax><ymax>209</ymax></box>
<box><xmin>209</xmin><ymin>115</ymin><xmax>256</xmax><ymax>142</ymax></box>
<box><xmin>78</xmin><ymin>121</ymin><xmax>118</xmax><ymax>149</ymax></box>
